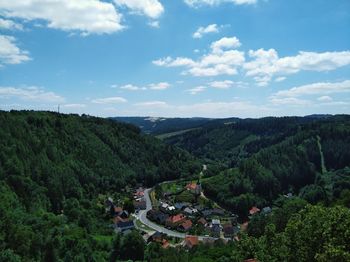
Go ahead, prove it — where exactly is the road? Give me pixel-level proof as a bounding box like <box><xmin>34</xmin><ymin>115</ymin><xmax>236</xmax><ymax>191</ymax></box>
<box><xmin>135</xmin><ymin>188</ymin><xmax>210</xmax><ymax>241</ymax></box>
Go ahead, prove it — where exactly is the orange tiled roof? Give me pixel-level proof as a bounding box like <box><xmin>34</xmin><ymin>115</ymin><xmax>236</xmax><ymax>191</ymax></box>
<box><xmin>249</xmin><ymin>206</ymin><xmax>260</xmax><ymax>215</ymax></box>
<box><xmin>186</xmin><ymin>183</ymin><xmax>197</xmax><ymax>190</ymax></box>
<box><xmin>180</xmin><ymin>219</ymin><xmax>193</xmax><ymax>230</ymax></box>
<box><xmin>169</xmin><ymin>214</ymin><xmax>185</xmax><ymax>223</ymax></box>
<box><xmin>185</xmin><ymin>235</ymin><xmax>199</xmax><ymax>247</ymax></box>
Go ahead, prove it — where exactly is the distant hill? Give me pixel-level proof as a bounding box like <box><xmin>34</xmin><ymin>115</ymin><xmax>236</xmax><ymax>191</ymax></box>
<box><xmin>110</xmin><ymin>116</ymin><xmax>213</xmax><ymax>135</ymax></box>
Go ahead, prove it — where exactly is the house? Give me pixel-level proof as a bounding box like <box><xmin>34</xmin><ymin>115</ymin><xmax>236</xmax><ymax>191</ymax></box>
<box><xmin>184</xmin><ymin>207</ymin><xmax>198</xmax><ymax>215</ymax></box>
<box><xmin>148</xmin><ymin>231</ymin><xmax>165</xmax><ymax>243</ymax></box>
<box><xmin>212</xmin><ymin>208</ymin><xmax>225</xmax><ymax>216</ymax></box>
<box><xmin>211</xmin><ymin>224</ymin><xmax>221</xmax><ymax>237</ymax></box>
<box><xmin>162</xmin><ymin>239</ymin><xmax>170</xmax><ymax>249</ymax></box>
<box><xmin>147</xmin><ymin>210</ymin><xmax>169</xmax><ymax>225</ymax></box>
<box><xmin>134</xmin><ymin>187</ymin><xmax>144</xmax><ymax>198</ymax></box>
<box><xmin>115</xmin><ymin>220</ymin><xmax>134</xmax><ymax>233</ymax></box>
<box><xmin>178</xmin><ymin>219</ymin><xmax>193</xmax><ymax>232</ymax></box>
<box><xmin>249</xmin><ymin>206</ymin><xmax>260</xmax><ymax>216</ymax></box>
<box><xmin>284</xmin><ymin>193</ymin><xmax>293</xmax><ymax>198</ymax></box>
<box><xmin>197</xmin><ymin>217</ymin><xmax>207</xmax><ymax>226</ymax></box>
<box><xmin>185</xmin><ymin>182</ymin><xmax>201</xmax><ymax>195</ymax></box>
<box><xmin>244</xmin><ymin>259</ymin><xmax>259</xmax><ymax>262</ymax></box>
<box><xmin>194</xmin><ymin>204</ymin><xmax>205</xmax><ymax>212</ymax></box>
<box><xmin>160</xmin><ymin>202</ymin><xmax>175</xmax><ymax>213</ymax></box>
<box><xmin>166</xmin><ymin>214</ymin><xmax>186</xmax><ymax>228</ymax></box>
<box><xmin>212</xmin><ymin>219</ymin><xmax>221</xmax><ymax>226</ymax></box>
<box><xmin>113</xmin><ymin>206</ymin><xmax>123</xmax><ymax>216</ymax></box>
<box><xmin>134</xmin><ymin>200</ymin><xmax>147</xmax><ymax>210</ymax></box>
<box><xmin>118</xmin><ymin>210</ymin><xmax>129</xmax><ymax>219</ymax></box>
<box><xmin>174</xmin><ymin>202</ymin><xmax>188</xmax><ymax>210</ymax></box>
<box><xmin>113</xmin><ymin>216</ymin><xmax>127</xmax><ymax>224</ymax></box>
<box><xmin>183</xmin><ymin>236</ymin><xmax>199</xmax><ymax>249</ymax></box>
<box><xmin>202</xmin><ymin>209</ymin><xmax>213</xmax><ymax>218</ymax></box>
<box><xmin>241</xmin><ymin>221</ymin><xmax>249</xmax><ymax>231</ymax></box>
<box><xmin>262</xmin><ymin>206</ymin><xmax>272</xmax><ymax>215</ymax></box>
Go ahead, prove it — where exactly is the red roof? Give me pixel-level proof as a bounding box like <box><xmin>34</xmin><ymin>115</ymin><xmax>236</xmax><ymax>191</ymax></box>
<box><xmin>162</xmin><ymin>239</ymin><xmax>170</xmax><ymax>249</ymax></box>
<box><xmin>244</xmin><ymin>259</ymin><xmax>258</xmax><ymax>262</ymax></box>
<box><xmin>168</xmin><ymin>214</ymin><xmax>185</xmax><ymax>224</ymax></box>
<box><xmin>186</xmin><ymin>183</ymin><xmax>197</xmax><ymax>190</ymax></box>
<box><xmin>185</xmin><ymin>235</ymin><xmax>199</xmax><ymax>248</ymax></box>
<box><xmin>241</xmin><ymin>221</ymin><xmax>249</xmax><ymax>231</ymax></box>
<box><xmin>249</xmin><ymin>206</ymin><xmax>260</xmax><ymax>215</ymax></box>
<box><xmin>180</xmin><ymin>219</ymin><xmax>193</xmax><ymax>230</ymax></box>
<box><xmin>114</xmin><ymin>206</ymin><xmax>123</xmax><ymax>213</ymax></box>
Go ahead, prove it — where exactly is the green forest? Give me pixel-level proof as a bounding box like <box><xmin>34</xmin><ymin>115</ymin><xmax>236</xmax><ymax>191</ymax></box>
<box><xmin>1</xmin><ymin>111</ymin><xmax>350</xmax><ymax>261</ymax></box>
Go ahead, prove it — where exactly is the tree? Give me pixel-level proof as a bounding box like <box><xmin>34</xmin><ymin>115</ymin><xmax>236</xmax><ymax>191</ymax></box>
<box><xmin>120</xmin><ymin>231</ymin><xmax>145</xmax><ymax>261</ymax></box>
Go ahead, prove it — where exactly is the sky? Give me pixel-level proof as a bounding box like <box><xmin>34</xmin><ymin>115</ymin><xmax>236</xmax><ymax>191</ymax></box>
<box><xmin>0</xmin><ymin>0</ymin><xmax>350</xmax><ymax>118</ymax></box>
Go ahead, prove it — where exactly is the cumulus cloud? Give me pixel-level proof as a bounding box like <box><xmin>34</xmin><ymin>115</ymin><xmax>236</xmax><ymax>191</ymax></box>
<box><xmin>272</xmin><ymin>80</ymin><xmax>350</xmax><ymax>98</ymax></box>
<box><xmin>193</xmin><ymin>24</ymin><xmax>219</xmax><ymax>38</ymax></box>
<box><xmin>0</xmin><ymin>0</ymin><xmax>123</xmax><ymax>35</ymax></box>
<box><xmin>148</xmin><ymin>82</ymin><xmax>170</xmax><ymax>90</ymax></box>
<box><xmin>0</xmin><ymin>35</ymin><xmax>30</xmax><ymax>66</ymax></box>
<box><xmin>114</xmin><ymin>0</ymin><xmax>164</xmax><ymax>19</ymax></box>
<box><xmin>153</xmin><ymin>36</ymin><xmax>244</xmax><ymax>77</ymax></box>
<box><xmin>186</xmin><ymin>86</ymin><xmax>207</xmax><ymax>95</ymax></box>
<box><xmin>210</xmin><ymin>37</ymin><xmax>241</xmax><ymax>53</ymax></box>
<box><xmin>209</xmin><ymin>80</ymin><xmax>234</xmax><ymax>89</ymax></box>
<box><xmin>0</xmin><ymin>18</ymin><xmax>23</xmax><ymax>30</ymax></box>
<box><xmin>0</xmin><ymin>86</ymin><xmax>65</xmax><ymax>103</ymax></box>
<box><xmin>244</xmin><ymin>49</ymin><xmax>350</xmax><ymax>86</ymax></box>
<box><xmin>120</xmin><ymin>84</ymin><xmax>147</xmax><ymax>91</ymax></box>
<box><xmin>184</xmin><ymin>0</ymin><xmax>257</xmax><ymax>7</ymax></box>
<box><xmin>135</xmin><ymin>101</ymin><xmax>168</xmax><ymax>107</ymax></box>
<box><xmin>92</xmin><ymin>97</ymin><xmax>127</xmax><ymax>104</ymax></box>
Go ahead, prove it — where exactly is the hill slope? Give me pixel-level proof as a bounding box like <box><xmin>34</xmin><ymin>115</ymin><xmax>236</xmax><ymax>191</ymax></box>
<box><xmin>0</xmin><ymin>110</ymin><xmax>201</xmax><ymax>260</ymax></box>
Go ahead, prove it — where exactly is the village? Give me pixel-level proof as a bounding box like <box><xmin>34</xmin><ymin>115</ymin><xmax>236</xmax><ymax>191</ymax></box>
<box><xmin>103</xmin><ymin>178</ymin><xmax>274</xmax><ymax>251</ymax></box>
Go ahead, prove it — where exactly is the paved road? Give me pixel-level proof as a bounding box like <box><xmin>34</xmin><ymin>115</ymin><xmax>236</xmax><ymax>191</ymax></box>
<box><xmin>135</xmin><ymin>188</ymin><xmax>210</xmax><ymax>240</ymax></box>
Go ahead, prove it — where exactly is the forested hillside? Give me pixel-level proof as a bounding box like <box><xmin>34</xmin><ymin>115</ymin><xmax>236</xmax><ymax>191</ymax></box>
<box><xmin>200</xmin><ymin>116</ymin><xmax>350</xmax><ymax>218</ymax></box>
<box><xmin>0</xmin><ymin>110</ymin><xmax>201</xmax><ymax>261</ymax></box>
<box><xmin>164</xmin><ymin>116</ymin><xmax>336</xmax><ymax>166</ymax></box>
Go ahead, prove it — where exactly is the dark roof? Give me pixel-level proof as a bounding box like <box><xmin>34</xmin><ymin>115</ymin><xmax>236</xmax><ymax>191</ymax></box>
<box><xmin>117</xmin><ymin>221</ymin><xmax>134</xmax><ymax>229</ymax></box>
<box><xmin>174</xmin><ymin>202</ymin><xmax>188</xmax><ymax>209</ymax></box>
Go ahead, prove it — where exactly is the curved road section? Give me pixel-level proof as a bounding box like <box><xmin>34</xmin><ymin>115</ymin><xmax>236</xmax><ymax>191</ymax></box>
<box><xmin>135</xmin><ymin>188</ymin><xmax>208</xmax><ymax>240</ymax></box>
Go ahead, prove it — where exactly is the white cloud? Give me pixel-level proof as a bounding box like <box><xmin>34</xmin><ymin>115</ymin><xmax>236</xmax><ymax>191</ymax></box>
<box><xmin>209</xmin><ymin>80</ymin><xmax>234</xmax><ymax>89</ymax></box>
<box><xmin>244</xmin><ymin>49</ymin><xmax>350</xmax><ymax>86</ymax></box>
<box><xmin>193</xmin><ymin>24</ymin><xmax>219</xmax><ymax>39</ymax></box>
<box><xmin>317</xmin><ymin>96</ymin><xmax>333</xmax><ymax>102</ymax></box>
<box><xmin>0</xmin><ymin>0</ymin><xmax>123</xmax><ymax>35</ymax></box>
<box><xmin>148</xmin><ymin>82</ymin><xmax>170</xmax><ymax>90</ymax></box>
<box><xmin>153</xmin><ymin>36</ymin><xmax>245</xmax><ymax>77</ymax></box>
<box><xmin>210</xmin><ymin>36</ymin><xmax>241</xmax><ymax>53</ymax></box>
<box><xmin>0</xmin><ymin>18</ymin><xmax>23</xmax><ymax>30</ymax></box>
<box><xmin>0</xmin><ymin>86</ymin><xmax>64</xmax><ymax>103</ymax></box>
<box><xmin>135</xmin><ymin>101</ymin><xmax>168</xmax><ymax>107</ymax></box>
<box><xmin>62</xmin><ymin>104</ymin><xmax>86</xmax><ymax>108</ymax></box>
<box><xmin>275</xmin><ymin>76</ymin><xmax>286</xmax><ymax>82</ymax></box>
<box><xmin>114</xmin><ymin>0</ymin><xmax>164</xmax><ymax>19</ymax></box>
<box><xmin>269</xmin><ymin>97</ymin><xmax>311</xmax><ymax>106</ymax></box>
<box><xmin>184</xmin><ymin>0</ymin><xmax>257</xmax><ymax>7</ymax></box>
<box><xmin>148</xmin><ymin>20</ymin><xmax>160</xmax><ymax>28</ymax></box>
<box><xmin>92</xmin><ymin>97</ymin><xmax>127</xmax><ymax>104</ymax></box>
<box><xmin>273</xmin><ymin>80</ymin><xmax>350</xmax><ymax>98</ymax></box>
<box><xmin>186</xmin><ymin>86</ymin><xmax>206</xmax><ymax>95</ymax></box>
<box><xmin>120</xmin><ymin>84</ymin><xmax>147</xmax><ymax>91</ymax></box>
<box><xmin>0</xmin><ymin>35</ymin><xmax>30</xmax><ymax>66</ymax></box>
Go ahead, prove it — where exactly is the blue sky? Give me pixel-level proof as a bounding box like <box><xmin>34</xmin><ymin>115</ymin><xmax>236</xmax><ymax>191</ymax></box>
<box><xmin>0</xmin><ymin>0</ymin><xmax>349</xmax><ymax>118</ymax></box>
